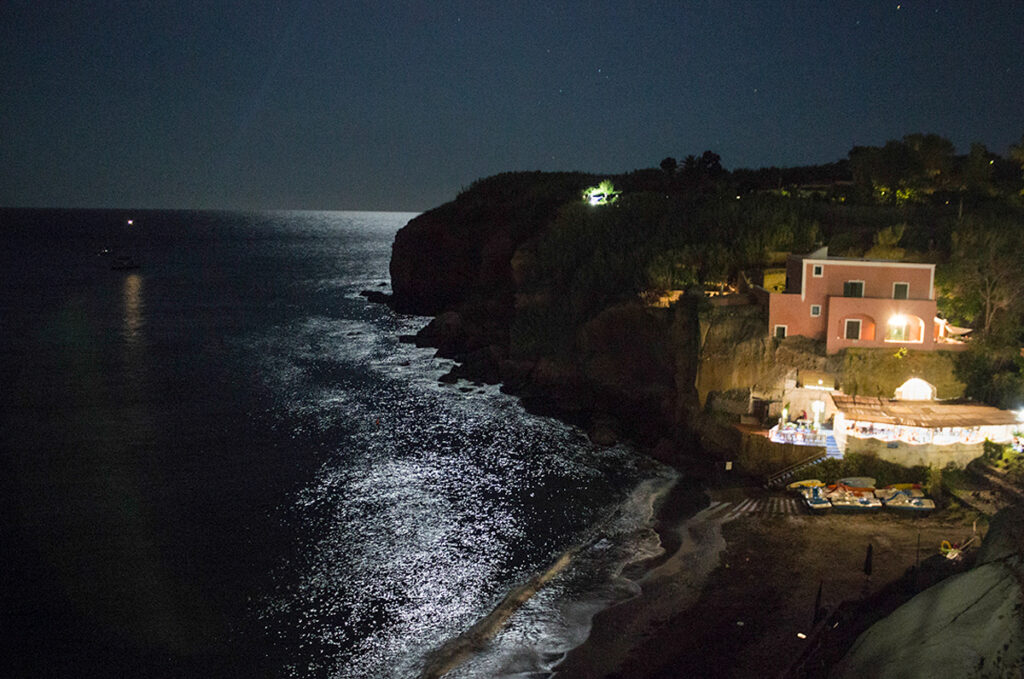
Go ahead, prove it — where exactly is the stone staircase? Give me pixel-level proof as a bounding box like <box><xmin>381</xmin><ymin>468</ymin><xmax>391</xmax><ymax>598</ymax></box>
<box><xmin>764</xmin><ymin>451</ymin><xmax>828</xmax><ymax>489</ymax></box>
<box><xmin>826</xmin><ymin>434</ymin><xmax>843</xmax><ymax>459</ymax></box>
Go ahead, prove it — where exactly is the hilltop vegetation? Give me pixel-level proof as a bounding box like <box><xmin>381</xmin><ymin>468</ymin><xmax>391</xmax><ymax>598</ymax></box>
<box><xmin>523</xmin><ymin>135</ymin><xmax>1024</xmax><ymax>404</ymax></box>
<box><xmin>390</xmin><ymin>133</ymin><xmax>1024</xmax><ymax>455</ymax></box>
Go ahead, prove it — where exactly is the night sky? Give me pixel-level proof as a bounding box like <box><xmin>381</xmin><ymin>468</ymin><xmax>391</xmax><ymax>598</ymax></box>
<box><xmin>2</xmin><ymin>1</ymin><xmax>1022</xmax><ymax>212</ymax></box>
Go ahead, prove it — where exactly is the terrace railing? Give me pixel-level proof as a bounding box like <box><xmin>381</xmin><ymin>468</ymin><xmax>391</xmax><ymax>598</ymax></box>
<box><xmin>764</xmin><ymin>450</ymin><xmax>828</xmax><ymax>489</ymax></box>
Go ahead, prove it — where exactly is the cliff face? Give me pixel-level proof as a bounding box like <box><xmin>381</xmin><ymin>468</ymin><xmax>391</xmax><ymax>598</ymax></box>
<box><xmin>695</xmin><ymin>304</ymin><xmax>779</xmax><ymax>407</ymax></box>
<box><xmin>387</xmin><ymin>174</ymin><xmax>716</xmax><ymax>464</ymax></box>
<box><xmin>390</xmin><ymin>201</ymin><xmax>486</xmax><ymax>316</ymax></box>
<box><xmin>835</xmin><ymin>509</ymin><xmax>1024</xmax><ymax>679</ymax></box>
<box><xmin>385</xmin><ymin>173</ymin><xmax>805</xmax><ymax>467</ymax></box>
<box><xmin>390</xmin><ymin>172</ymin><xmax>594</xmax><ymax>316</ymax></box>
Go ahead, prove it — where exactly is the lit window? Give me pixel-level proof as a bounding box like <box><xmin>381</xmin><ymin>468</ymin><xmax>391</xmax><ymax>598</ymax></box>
<box><xmin>812</xmin><ymin>264</ymin><xmax>823</xmax><ymax>277</ymax></box>
<box><xmin>886</xmin><ymin>323</ymin><xmax>907</xmax><ymax>341</ymax></box>
<box><xmin>774</xmin><ymin>325</ymin><xmax>787</xmax><ymax>339</ymax></box>
<box><xmin>845</xmin><ymin>319</ymin><xmax>861</xmax><ymax>340</ymax></box>
<box><xmin>843</xmin><ymin>281</ymin><xmax>864</xmax><ymax>298</ymax></box>
<box><xmin>810</xmin><ymin>304</ymin><xmax>821</xmax><ymax>317</ymax></box>
<box><xmin>893</xmin><ymin>282</ymin><xmax>909</xmax><ymax>299</ymax></box>
<box><xmin>886</xmin><ymin>313</ymin><xmax>908</xmax><ymax>341</ymax></box>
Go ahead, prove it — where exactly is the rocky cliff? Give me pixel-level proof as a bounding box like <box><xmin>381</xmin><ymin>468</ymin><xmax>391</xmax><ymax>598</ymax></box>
<box><xmin>834</xmin><ymin>508</ymin><xmax>1024</xmax><ymax>678</ymax></box>
<box><xmin>390</xmin><ymin>172</ymin><xmax>594</xmax><ymax>316</ymax></box>
<box><xmin>387</xmin><ymin>173</ymin><xmax>721</xmax><ymax>466</ymax></box>
<box><xmin>385</xmin><ymin>172</ymin><xmax>960</xmax><ymax>469</ymax></box>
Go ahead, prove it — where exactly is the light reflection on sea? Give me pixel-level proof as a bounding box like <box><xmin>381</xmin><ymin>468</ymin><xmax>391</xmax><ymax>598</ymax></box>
<box><xmin>253</xmin><ymin>307</ymin><xmax>674</xmax><ymax>677</ymax></box>
<box><xmin>0</xmin><ymin>208</ymin><xmax>676</xmax><ymax>678</ymax></box>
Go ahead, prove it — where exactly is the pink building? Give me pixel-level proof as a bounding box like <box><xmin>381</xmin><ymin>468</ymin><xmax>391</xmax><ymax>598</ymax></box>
<box><xmin>768</xmin><ymin>247</ymin><xmax>965</xmax><ymax>354</ymax></box>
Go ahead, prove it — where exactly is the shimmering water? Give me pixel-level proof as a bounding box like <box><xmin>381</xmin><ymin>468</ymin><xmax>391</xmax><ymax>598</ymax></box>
<box><xmin>0</xmin><ymin>209</ymin><xmax>674</xmax><ymax>678</ymax></box>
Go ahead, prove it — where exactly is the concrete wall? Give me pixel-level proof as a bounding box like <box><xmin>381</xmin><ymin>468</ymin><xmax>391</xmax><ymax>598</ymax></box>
<box><xmin>844</xmin><ymin>436</ymin><xmax>982</xmax><ymax>469</ymax></box>
<box><xmin>769</xmin><ymin>291</ymin><xmax>827</xmax><ymax>341</ymax></box>
<box><xmin>769</xmin><ymin>253</ymin><xmax>938</xmax><ymax>354</ymax></box>
<box><xmin>737</xmin><ymin>430</ymin><xmax>824</xmax><ymax>476</ymax></box>
<box><xmin>826</xmin><ymin>296</ymin><xmax>937</xmax><ymax>353</ymax></box>
<box><xmin>804</xmin><ymin>259</ymin><xmax>934</xmax><ymax>301</ymax></box>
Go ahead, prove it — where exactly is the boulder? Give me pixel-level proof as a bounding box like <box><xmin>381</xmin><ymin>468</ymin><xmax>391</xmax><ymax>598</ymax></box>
<box><xmin>834</xmin><ymin>507</ymin><xmax>1024</xmax><ymax>678</ymax></box>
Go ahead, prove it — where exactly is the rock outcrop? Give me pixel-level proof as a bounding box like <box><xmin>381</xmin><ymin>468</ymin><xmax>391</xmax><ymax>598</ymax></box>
<box><xmin>385</xmin><ymin>173</ymin><xmax>713</xmax><ymax>462</ymax></box>
<box><xmin>390</xmin><ymin>171</ymin><xmax>593</xmax><ymax>316</ymax></box>
<box><xmin>384</xmin><ymin>172</ymin><xmax>817</xmax><ymax>468</ymax></box>
<box><xmin>834</xmin><ymin>508</ymin><xmax>1024</xmax><ymax>678</ymax></box>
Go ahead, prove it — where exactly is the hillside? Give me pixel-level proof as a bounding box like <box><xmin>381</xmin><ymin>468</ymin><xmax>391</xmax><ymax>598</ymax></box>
<box><xmin>385</xmin><ymin>139</ymin><xmax>1024</xmax><ymax>465</ymax></box>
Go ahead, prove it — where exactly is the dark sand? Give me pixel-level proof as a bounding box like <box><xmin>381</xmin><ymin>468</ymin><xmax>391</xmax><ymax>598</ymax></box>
<box><xmin>555</xmin><ymin>486</ymin><xmax>981</xmax><ymax>678</ymax></box>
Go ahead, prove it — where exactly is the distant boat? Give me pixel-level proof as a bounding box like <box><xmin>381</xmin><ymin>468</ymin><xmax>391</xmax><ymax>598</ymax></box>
<box><xmin>875</xmin><ymin>485</ymin><xmax>925</xmax><ymax>501</ymax></box>
<box><xmin>837</xmin><ymin>476</ymin><xmax>876</xmax><ymax>488</ymax></box>
<box><xmin>826</xmin><ymin>483</ymin><xmax>882</xmax><ymax>512</ymax></box>
<box><xmin>881</xmin><ymin>490</ymin><xmax>935</xmax><ymax>514</ymax></box>
<box><xmin>801</xmin><ymin>485</ymin><xmax>832</xmax><ymax>513</ymax></box>
<box><xmin>111</xmin><ymin>254</ymin><xmax>140</xmax><ymax>270</ymax></box>
<box><xmin>829</xmin><ymin>494</ymin><xmax>883</xmax><ymax>513</ymax></box>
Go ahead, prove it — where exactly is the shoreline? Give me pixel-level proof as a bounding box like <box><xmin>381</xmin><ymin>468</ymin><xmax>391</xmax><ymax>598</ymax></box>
<box><xmin>539</xmin><ymin>474</ymin><xmax>712</xmax><ymax>675</ymax></box>
<box><xmin>363</xmin><ymin>291</ymin><xmax>986</xmax><ymax>677</ymax></box>
<box><xmin>416</xmin><ymin>467</ymin><xmax>689</xmax><ymax>678</ymax></box>
<box><xmin>553</xmin><ymin>485</ymin><xmax>732</xmax><ymax>677</ymax></box>
<box><xmin>553</xmin><ymin>487</ymin><xmax>980</xmax><ymax>678</ymax></box>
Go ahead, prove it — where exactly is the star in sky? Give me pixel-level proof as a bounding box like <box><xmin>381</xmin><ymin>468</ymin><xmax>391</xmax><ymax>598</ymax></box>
<box><xmin>0</xmin><ymin>0</ymin><xmax>1021</xmax><ymax>211</ymax></box>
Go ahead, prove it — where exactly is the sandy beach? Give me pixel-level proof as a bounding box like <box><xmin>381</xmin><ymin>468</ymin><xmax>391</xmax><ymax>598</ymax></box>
<box><xmin>555</xmin><ymin>485</ymin><xmax>982</xmax><ymax>678</ymax></box>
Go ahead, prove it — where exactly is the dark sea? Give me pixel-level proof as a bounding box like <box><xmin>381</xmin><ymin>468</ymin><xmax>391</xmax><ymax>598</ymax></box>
<box><xmin>0</xmin><ymin>209</ymin><xmax>675</xmax><ymax>678</ymax></box>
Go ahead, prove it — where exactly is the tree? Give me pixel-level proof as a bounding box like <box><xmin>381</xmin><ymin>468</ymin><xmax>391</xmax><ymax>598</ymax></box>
<box><xmin>645</xmin><ymin>248</ymin><xmax>696</xmax><ymax>291</ymax></box>
<box><xmin>960</xmin><ymin>142</ymin><xmax>995</xmax><ymax>196</ymax></box>
<box><xmin>1009</xmin><ymin>133</ymin><xmax>1024</xmax><ymax>170</ymax></box>
<box><xmin>902</xmin><ymin>133</ymin><xmax>955</xmax><ymax>189</ymax></box>
<box><xmin>950</xmin><ymin>142</ymin><xmax>998</xmax><ymax>221</ymax></box>
<box><xmin>865</xmin><ymin>224</ymin><xmax>906</xmax><ymax>260</ymax></box>
<box><xmin>1009</xmin><ymin>134</ymin><xmax>1024</xmax><ymax>195</ymax></box>
<box><xmin>697</xmin><ymin>241</ymin><xmax>732</xmax><ymax>291</ymax></box>
<box><xmin>659</xmin><ymin>157</ymin><xmax>678</xmax><ymax>175</ymax></box>
<box><xmin>698</xmin><ymin>150</ymin><xmax>724</xmax><ymax>176</ymax></box>
<box><xmin>848</xmin><ymin>134</ymin><xmax>955</xmax><ymax>201</ymax></box>
<box><xmin>947</xmin><ymin>219</ymin><xmax>1024</xmax><ymax>336</ymax></box>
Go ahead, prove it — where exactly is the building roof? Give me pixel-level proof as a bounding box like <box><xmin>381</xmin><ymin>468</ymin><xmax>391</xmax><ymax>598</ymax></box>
<box><xmin>791</xmin><ymin>246</ymin><xmax>935</xmax><ymax>269</ymax></box>
<box><xmin>802</xmin><ymin>256</ymin><xmax>935</xmax><ymax>269</ymax></box>
<box><xmin>832</xmin><ymin>395</ymin><xmax>1021</xmax><ymax>428</ymax></box>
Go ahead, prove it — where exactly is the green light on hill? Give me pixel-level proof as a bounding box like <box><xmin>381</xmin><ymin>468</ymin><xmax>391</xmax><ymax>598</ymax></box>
<box><xmin>582</xmin><ymin>180</ymin><xmax>620</xmax><ymax>206</ymax></box>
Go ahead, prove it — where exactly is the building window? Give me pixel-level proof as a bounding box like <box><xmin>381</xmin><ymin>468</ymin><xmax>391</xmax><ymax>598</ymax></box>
<box><xmin>812</xmin><ymin>264</ymin><xmax>823</xmax><ymax>277</ymax></box>
<box><xmin>886</xmin><ymin>318</ymin><xmax>908</xmax><ymax>341</ymax></box>
<box><xmin>843</xmin><ymin>281</ymin><xmax>864</xmax><ymax>298</ymax></box>
<box><xmin>845</xmin><ymin>319</ymin><xmax>861</xmax><ymax>340</ymax></box>
<box><xmin>774</xmin><ymin>325</ymin><xmax>787</xmax><ymax>339</ymax></box>
<box><xmin>885</xmin><ymin>313</ymin><xmax>922</xmax><ymax>343</ymax></box>
<box><xmin>810</xmin><ymin>304</ymin><xmax>821</xmax><ymax>317</ymax></box>
<box><xmin>893</xmin><ymin>282</ymin><xmax>909</xmax><ymax>299</ymax></box>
